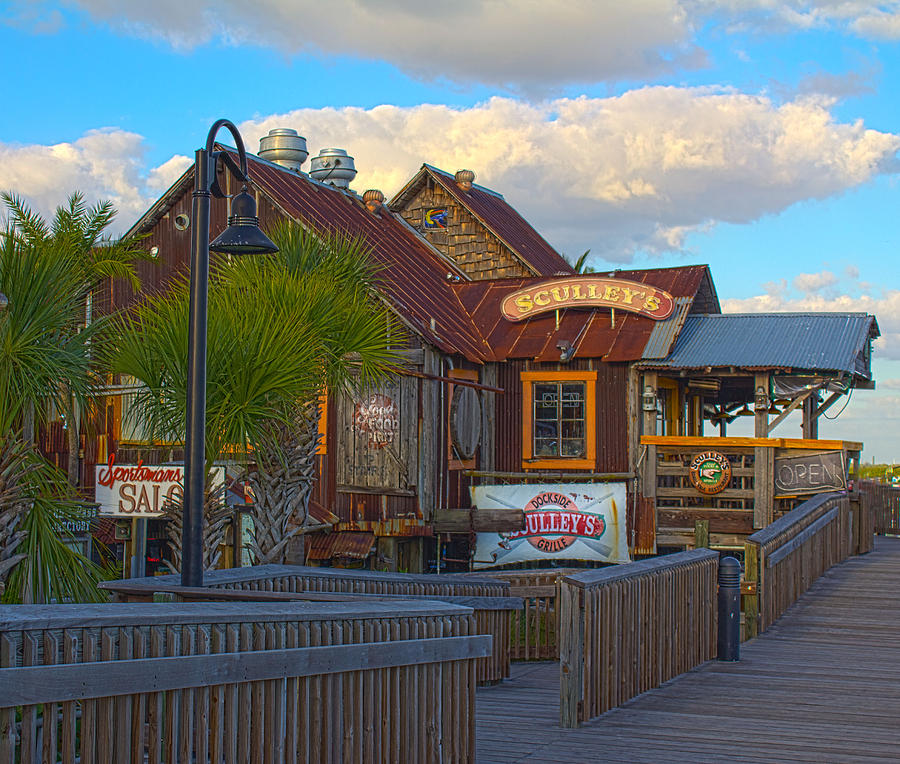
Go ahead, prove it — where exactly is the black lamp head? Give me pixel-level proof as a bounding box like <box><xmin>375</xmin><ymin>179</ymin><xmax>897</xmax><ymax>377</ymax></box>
<box><xmin>209</xmin><ymin>186</ymin><xmax>279</xmax><ymax>256</ymax></box>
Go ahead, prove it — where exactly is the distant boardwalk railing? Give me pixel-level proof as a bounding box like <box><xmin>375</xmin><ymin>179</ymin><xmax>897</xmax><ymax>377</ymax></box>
<box><xmin>0</xmin><ymin>601</ymin><xmax>489</xmax><ymax>764</ymax></box>
<box><xmin>102</xmin><ymin>565</ymin><xmax>514</xmax><ymax>686</ymax></box>
<box><xmin>557</xmin><ymin>549</ymin><xmax>718</xmax><ymax>727</ymax></box>
<box><xmin>859</xmin><ymin>479</ymin><xmax>900</xmax><ymax>536</ymax></box>
<box><xmin>744</xmin><ymin>492</ymin><xmax>852</xmax><ymax>637</ymax></box>
<box><xmin>466</xmin><ymin>569</ymin><xmax>583</xmax><ymax>661</ymax></box>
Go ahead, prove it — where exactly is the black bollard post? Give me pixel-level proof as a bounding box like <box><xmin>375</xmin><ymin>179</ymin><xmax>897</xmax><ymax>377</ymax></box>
<box><xmin>717</xmin><ymin>555</ymin><xmax>741</xmax><ymax>661</ymax></box>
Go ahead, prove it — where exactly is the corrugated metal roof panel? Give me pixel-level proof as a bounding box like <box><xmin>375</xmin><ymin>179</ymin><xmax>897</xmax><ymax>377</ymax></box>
<box><xmin>645</xmin><ymin>313</ymin><xmax>879</xmax><ymax>376</ymax></box>
<box><xmin>306</xmin><ymin>531</ymin><xmax>375</xmax><ymax>560</ymax></box>
<box><xmin>642</xmin><ymin>297</ymin><xmax>694</xmax><ymax>359</ymax></box>
<box><xmin>243</xmin><ymin>153</ymin><xmax>494</xmax><ymax>363</ymax></box>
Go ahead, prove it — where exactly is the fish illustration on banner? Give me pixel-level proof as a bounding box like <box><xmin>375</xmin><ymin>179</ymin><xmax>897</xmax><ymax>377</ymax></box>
<box><xmin>471</xmin><ymin>483</ymin><xmax>630</xmax><ymax>568</ymax></box>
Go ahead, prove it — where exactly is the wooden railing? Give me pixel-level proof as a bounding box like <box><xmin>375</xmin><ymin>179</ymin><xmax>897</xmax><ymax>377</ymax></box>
<box><xmin>859</xmin><ymin>479</ymin><xmax>900</xmax><ymax>537</ymax></box>
<box><xmin>743</xmin><ymin>492</ymin><xmax>852</xmax><ymax>637</ymax></box>
<box><xmin>0</xmin><ymin>601</ymin><xmax>489</xmax><ymax>764</ymax></box>
<box><xmin>102</xmin><ymin>565</ymin><xmax>515</xmax><ymax>686</ymax></box>
<box><xmin>557</xmin><ymin>549</ymin><xmax>718</xmax><ymax>727</ymax></box>
<box><xmin>467</xmin><ymin>569</ymin><xmax>582</xmax><ymax>661</ymax></box>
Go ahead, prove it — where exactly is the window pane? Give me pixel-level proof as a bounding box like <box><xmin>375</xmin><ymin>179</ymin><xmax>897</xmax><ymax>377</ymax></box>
<box><xmin>531</xmin><ymin>380</ymin><xmax>587</xmax><ymax>459</ymax></box>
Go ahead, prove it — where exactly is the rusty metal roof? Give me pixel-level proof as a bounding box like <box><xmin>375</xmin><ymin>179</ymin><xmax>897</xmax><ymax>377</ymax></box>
<box><xmin>454</xmin><ymin>266</ymin><xmax>713</xmax><ymax>362</ymax></box>
<box><xmin>390</xmin><ymin>165</ymin><xmax>575</xmax><ymax>278</ymax></box>
<box><xmin>241</xmin><ymin>154</ymin><xmax>495</xmax><ymax>363</ymax></box>
<box><xmin>306</xmin><ymin>531</ymin><xmax>376</xmax><ymax>561</ymax></box>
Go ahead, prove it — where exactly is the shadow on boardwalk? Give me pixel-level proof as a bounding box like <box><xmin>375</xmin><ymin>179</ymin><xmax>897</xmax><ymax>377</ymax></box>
<box><xmin>476</xmin><ymin>536</ymin><xmax>900</xmax><ymax>763</ymax></box>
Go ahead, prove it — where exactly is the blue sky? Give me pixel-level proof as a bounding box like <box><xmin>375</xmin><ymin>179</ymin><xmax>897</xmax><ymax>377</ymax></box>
<box><xmin>2</xmin><ymin>1</ymin><xmax>899</xmax><ymax>461</ymax></box>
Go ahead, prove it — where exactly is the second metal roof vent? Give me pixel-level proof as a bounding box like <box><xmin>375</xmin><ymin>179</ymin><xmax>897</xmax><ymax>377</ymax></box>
<box><xmin>258</xmin><ymin>128</ymin><xmax>308</xmax><ymax>171</ymax></box>
<box><xmin>455</xmin><ymin>169</ymin><xmax>475</xmax><ymax>190</ymax></box>
<box><xmin>309</xmin><ymin>148</ymin><xmax>357</xmax><ymax>189</ymax></box>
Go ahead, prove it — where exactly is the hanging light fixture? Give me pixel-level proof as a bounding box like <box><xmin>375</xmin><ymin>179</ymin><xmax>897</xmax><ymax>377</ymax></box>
<box><xmin>736</xmin><ymin>404</ymin><xmax>754</xmax><ymax>416</ymax></box>
<box><xmin>209</xmin><ymin>186</ymin><xmax>278</xmax><ymax>256</ymax></box>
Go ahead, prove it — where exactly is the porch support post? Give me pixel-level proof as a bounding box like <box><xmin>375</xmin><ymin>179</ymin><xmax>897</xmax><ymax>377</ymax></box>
<box><xmin>753</xmin><ymin>373</ymin><xmax>769</xmax><ymax>439</ymax></box>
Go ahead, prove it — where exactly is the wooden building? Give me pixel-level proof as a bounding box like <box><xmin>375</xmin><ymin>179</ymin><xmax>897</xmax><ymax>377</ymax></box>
<box><xmin>78</xmin><ymin>134</ymin><xmax>879</xmax><ymax>571</ymax></box>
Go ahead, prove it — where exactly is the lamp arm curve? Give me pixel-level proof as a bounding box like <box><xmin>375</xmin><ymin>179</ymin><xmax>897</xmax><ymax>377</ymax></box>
<box><xmin>204</xmin><ymin>118</ymin><xmax>249</xmax><ymax>179</ymax></box>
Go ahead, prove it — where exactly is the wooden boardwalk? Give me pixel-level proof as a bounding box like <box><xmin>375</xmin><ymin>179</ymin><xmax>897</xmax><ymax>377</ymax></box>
<box><xmin>476</xmin><ymin>536</ymin><xmax>900</xmax><ymax>763</ymax></box>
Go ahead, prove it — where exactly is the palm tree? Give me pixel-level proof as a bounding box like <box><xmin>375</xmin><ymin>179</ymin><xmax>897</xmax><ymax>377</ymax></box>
<box><xmin>223</xmin><ymin>222</ymin><xmax>403</xmax><ymax>563</ymax></box>
<box><xmin>1</xmin><ymin>192</ymin><xmax>147</xmax><ymax>484</ymax></box>
<box><xmin>0</xmin><ymin>226</ymin><xmax>107</xmax><ymax>602</ymax></box>
<box><xmin>109</xmin><ymin>221</ymin><xmax>402</xmax><ymax>567</ymax></box>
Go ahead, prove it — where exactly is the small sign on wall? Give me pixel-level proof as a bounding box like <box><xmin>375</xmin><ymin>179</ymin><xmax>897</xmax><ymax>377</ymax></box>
<box><xmin>471</xmin><ymin>483</ymin><xmax>630</xmax><ymax>568</ymax></box>
<box><xmin>424</xmin><ymin>208</ymin><xmax>448</xmax><ymax>229</ymax></box>
<box><xmin>774</xmin><ymin>451</ymin><xmax>846</xmax><ymax>497</ymax></box>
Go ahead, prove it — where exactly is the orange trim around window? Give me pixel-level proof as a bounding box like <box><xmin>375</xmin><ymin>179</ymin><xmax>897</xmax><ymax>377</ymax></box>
<box><xmin>521</xmin><ymin>370</ymin><xmax>597</xmax><ymax>470</ymax></box>
<box><xmin>315</xmin><ymin>393</ymin><xmax>328</xmax><ymax>456</ymax></box>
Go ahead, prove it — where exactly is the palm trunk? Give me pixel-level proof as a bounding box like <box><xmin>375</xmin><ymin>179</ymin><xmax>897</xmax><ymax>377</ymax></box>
<box><xmin>0</xmin><ymin>437</ymin><xmax>30</xmax><ymax>592</ymax></box>
<box><xmin>247</xmin><ymin>399</ymin><xmax>321</xmax><ymax>565</ymax></box>
<box><xmin>161</xmin><ymin>468</ymin><xmax>231</xmax><ymax>574</ymax></box>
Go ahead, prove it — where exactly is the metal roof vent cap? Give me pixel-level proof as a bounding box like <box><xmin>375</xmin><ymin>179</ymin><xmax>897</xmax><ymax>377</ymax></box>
<box><xmin>309</xmin><ymin>148</ymin><xmax>357</xmax><ymax>189</ymax></box>
<box><xmin>258</xmin><ymin>128</ymin><xmax>308</xmax><ymax>171</ymax></box>
<box><xmin>455</xmin><ymin>169</ymin><xmax>475</xmax><ymax>190</ymax></box>
<box><xmin>363</xmin><ymin>189</ymin><xmax>385</xmax><ymax>213</ymax></box>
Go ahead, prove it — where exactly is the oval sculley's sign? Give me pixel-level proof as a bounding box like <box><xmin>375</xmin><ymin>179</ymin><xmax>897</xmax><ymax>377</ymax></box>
<box><xmin>504</xmin><ymin>491</ymin><xmax>606</xmax><ymax>554</ymax></box>
<box><xmin>500</xmin><ymin>277</ymin><xmax>675</xmax><ymax>322</ymax></box>
<box><xmin>688</xmin><ymin>451</ymin><xmax>732</xmax><ymax>495</ymax></box>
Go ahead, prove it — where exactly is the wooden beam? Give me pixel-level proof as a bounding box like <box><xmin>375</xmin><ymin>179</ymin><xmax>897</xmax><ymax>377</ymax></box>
<box><xmin>640</xmin><ymin>435</ymin><xmax>858</xmax><ymax>450</ymax></box>
<box><xmin>0</xmin><ymin>635</ymin><xmax>492</xmax><ymax>707</ymax></box>
<box><xmin>767</xmin><ymin>387</ymin><xmax>816</xmax><ymax>435</ymax></box>
<box><xmin>398</xmin><ymin>368</ymin><xmax>504</xmax><ymax>393</ymax></box>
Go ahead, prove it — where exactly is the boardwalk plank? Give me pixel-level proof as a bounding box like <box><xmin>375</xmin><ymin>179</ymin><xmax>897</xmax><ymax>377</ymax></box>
<box><xmin>477</xmin><ymin>536</ymin><xmax>900</xmax><ymax>763</ymax></box>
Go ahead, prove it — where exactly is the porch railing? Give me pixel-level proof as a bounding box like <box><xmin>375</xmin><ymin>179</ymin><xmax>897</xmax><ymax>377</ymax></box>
<box><xmin>102</xmin><ymin>565</ymin><xmax>514</xmax><ymax>686</ymax></box>
<box><xmin>557</xmin><ymin>549</ymin><xmax>718</xmax><ymax>727</ymax></box>
<box><xmin>0</xmin><ymin>601</ymin><xmax>489</xmax><ymax>764</ymax></box>
<box><xmin>743</xmin><ymin>492</ymin><xmax>852</xmax><ymax>637</ymax></box>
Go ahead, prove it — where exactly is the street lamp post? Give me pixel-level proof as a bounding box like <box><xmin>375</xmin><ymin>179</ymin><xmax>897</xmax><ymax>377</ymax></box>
<box><xmin>182</xmin><ymin>119</ymin><xmax>278</xmax><ymax>587</ymax></box>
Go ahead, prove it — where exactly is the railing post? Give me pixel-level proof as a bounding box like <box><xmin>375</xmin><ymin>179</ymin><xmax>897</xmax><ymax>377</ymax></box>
<box><xmin>559</xmin><ymin>581</ymin><xmax>584</xmax><ymax>728</ymax></box>
<box><xmin>743</xmin><ymin>542</ymin><xmax>759</xmax><ymax>639</ymax></box>
<box><xmin>717</xmin><ymin>556</ymin><xmax>741</xmax><ymax>661</ymax></box>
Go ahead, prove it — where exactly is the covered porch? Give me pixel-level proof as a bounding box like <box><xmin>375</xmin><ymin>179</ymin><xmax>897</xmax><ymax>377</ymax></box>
<box><xmin>633</xmin><ymin>312</ymin><xmax>878</xmax><ymax>551</ymax></box>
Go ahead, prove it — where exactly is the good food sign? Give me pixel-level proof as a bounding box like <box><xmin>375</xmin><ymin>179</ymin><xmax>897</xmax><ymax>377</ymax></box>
<box><xmin>471</xmin><ymin>483</ymin><xmax>630</xmax><ymax>568</ymax></box>
<box><xmin>500</xmin><ymin>277</ymin><xmax>674</xmax><ymax>322</ymax></box>
<box><xmin>95</xmin><ymin>456</ymin><xmax>224</xmax><ymax>518</ymax></box>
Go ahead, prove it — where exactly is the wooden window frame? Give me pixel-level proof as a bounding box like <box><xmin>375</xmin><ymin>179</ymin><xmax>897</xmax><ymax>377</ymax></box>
<box><xmin>521</xmin><ymin>370</ymin><xmax>597</xmax><ymax>470</ymax></box>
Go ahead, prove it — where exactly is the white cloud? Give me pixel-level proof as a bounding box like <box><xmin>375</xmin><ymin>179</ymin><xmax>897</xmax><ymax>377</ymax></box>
<box><xmin>43</xmin><ymin>0</ymin><xmax>701</xmax><ymax>90</ymax></box>
<box><xmin>240</xmin><ymin>89</ymin><xmax>898</xmax><ymax>260</ymax></box>
<box><xmin>0</xmin><ymin>129</ymin><xmax>185</xmax><ymax>234</ymax></box>
<box><xmin>7</xmin><ymin>0</ymin><xmax>897</xmax><ymax>91</ymax></box>
<box><xmin>793</xmin><ymin>270</ymin><xmax>838</xmax><ymax>292</ymax></box>
<box><xmin>2</xmin><ymin>88</ymin><xmax>897</xmax><ymax>256</ymax></box>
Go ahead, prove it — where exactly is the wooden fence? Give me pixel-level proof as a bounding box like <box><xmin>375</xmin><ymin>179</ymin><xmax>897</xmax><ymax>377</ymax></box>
<box><xmin>467</xmin><ymin>569</ymin><xmax>583</xmax><ymax>661</ymax></box>
<box><xmin>557</xmin><ymin>549</ymin><xmax>718</xmax><ymax>727</ymax></box>
<box><xmin>0</xmin><ymin>601</ymin><xmax>489</xmax><ymax>764</ymax></box>
<box><xmin>102</xmin><ymin>565</ymin><xmax>514</xmax><ymax>686</ymax></box>
<box><xmin>743</xmin><ymin>492</ymin><xmax>852</xmax><ymax>637</ymax></box>
<box><xmin>859</xmin><ymin>479</ymin><xmax>900</xmax><ymax>537</ymax></box>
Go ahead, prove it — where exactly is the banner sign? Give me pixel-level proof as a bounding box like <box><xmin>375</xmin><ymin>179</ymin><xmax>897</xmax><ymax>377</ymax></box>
<box><xmin>471</xmin><ymin>483</ymin><xmax>630</xmax><ymax>568</ymax></box>
<box><xmin>95</xmin><ymin>456</ymin><xmax>224</xmax><ymax>518</ymax></box>
<box><xmin>774</xmin><ymin>451</ymin><xmax>846</xmax><ymax>496</ymax></box>
<box><xmin>500</xmin><ymin>277</ymin><xmax>674</xmax><ymax>322</ymax></box>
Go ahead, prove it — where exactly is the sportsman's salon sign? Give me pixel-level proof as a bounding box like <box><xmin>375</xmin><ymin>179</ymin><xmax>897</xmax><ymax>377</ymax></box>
<box><xmin>95</xmin><ymin>456</ymin><xmax>224</xmax><ymax>518</ymax></box>
<box><xmin>471</xmin><ymin>483</ymin><xmax>630</xmax><ymax>568</ymax></box>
